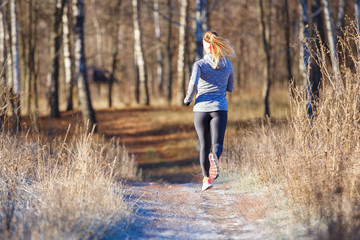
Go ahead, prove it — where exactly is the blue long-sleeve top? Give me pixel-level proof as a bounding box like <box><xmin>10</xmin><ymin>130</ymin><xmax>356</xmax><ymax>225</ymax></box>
<box><xmin>184</xmin><ymin>53</ymin><xmax>234</xmax><ymax>112</ymax></box>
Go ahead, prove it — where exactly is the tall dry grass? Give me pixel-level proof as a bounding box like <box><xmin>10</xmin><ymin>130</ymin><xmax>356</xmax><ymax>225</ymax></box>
<box><xmin>0</xmin><ymin>127</ymin><xmax>138</xmax><ymax>239</ymax></box>
<box><xmin>225</xmin><ymin>23</ymin><xmax>360</xmax><ymax>239</ymax></box>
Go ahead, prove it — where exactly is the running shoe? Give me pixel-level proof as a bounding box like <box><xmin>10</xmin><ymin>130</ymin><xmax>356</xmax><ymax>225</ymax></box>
<box><xmin>209</xmin><ymin>152</ymin><xmax>220</xmax><ymax>180</ymax></box>
<box><xmin>202</xmin><ymin>177</ymin><xmax>213</xmax><ymax>191</ymax></box>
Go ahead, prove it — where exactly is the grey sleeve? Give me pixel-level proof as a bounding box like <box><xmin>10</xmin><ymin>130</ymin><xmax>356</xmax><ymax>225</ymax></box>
<box><xmin>184</xmin><ymin>62</ymin><xmax>201</xmax><ymax>104</ymax></box>
<box><xmin>226</xmin><ymin>64</ymin><xmax>235</xmax><ymax>92</ymax></box>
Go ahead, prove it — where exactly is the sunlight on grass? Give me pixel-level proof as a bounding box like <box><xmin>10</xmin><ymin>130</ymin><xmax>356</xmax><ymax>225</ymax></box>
<box><xmin>0</xmin><ymin>127</ymin><xmax>138</xmax><ymax>239</ymax></box>
<box><xmin>223</xmin><ymin>24</ymin><xmax>360</xmax><ymax>239</ymax></box>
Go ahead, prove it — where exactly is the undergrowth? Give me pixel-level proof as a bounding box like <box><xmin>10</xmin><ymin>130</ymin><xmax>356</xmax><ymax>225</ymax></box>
<box><xmin>225</xmin><ymin>23</ymin><xmax>360</xmax><ymax>239</ymax></box>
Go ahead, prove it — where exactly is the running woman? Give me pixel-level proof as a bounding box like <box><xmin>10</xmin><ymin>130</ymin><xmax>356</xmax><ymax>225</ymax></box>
<box><xmin>184</xmin><ymin>31</ymin><xmax>235</xmax><ymax>191</ymax></box>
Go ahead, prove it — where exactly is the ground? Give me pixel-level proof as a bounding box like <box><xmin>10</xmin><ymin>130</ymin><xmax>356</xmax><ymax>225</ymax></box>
<box><xmin>121</xmin><ymin>181</ymin><xmax>269</xmax><ymax>240</ymax></box>
<box><xmin>24</xmin><ymin>106</ymin><xmax>272</xmax><ymax>239</ymax></box>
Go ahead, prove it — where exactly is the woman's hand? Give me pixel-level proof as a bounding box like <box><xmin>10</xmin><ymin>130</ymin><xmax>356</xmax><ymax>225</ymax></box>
<box><xmin>183</xmin><ymin>98</ymin><xmax>191</xmax><ymax>106</ymax></box>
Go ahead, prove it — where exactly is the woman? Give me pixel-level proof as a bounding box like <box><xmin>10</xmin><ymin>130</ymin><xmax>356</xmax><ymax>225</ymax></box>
<box><xmin>184</xmin><ymin>31</ymin><xmax>235</xmax><ymax>191</ymax></box>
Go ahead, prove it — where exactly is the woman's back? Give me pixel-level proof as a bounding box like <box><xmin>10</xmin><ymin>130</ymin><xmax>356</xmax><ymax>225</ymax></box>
<box><xmin>185</xmin><ymin>53</ymin><xmax>234</xmax><ymax>112</ymax></box>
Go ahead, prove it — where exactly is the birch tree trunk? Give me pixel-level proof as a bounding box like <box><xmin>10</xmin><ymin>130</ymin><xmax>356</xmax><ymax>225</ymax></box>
<box><xmin>49</xmin><ymin>0</ymin><xmax>65</xmax><ymax>118</ymax></box>
<box><xmin>166</xmin><ymin>0</ymin><xmax>172</xmax><ymax>103</ymax></box>
<box><xmin>109</xmin><ymin>0</ymin><xmax>122</xmax><ymax>107</ymax></box>
<box><xmin>153</xmin><ymin>0</ymin><xmax>163</xmax><ymax>97</ymax></box>
<box><xmin>73</xmin><ymin>0</ymin><xmax>97</xmax><ymax>130</ymax></box>
<box><xmin>5</xmin><ymin>3</ymin><xmax>12</xmax><ymax>89</ymax></box>
<box><xmin>321</xmin><ymin>0</ymin><xmax>341</xmax><ymax>88</ymax></box>
<box><xmin>63</xmin><ymin>0</ymin><xmax>74</xmax><ymax>111</ymax></box>
<box><xmin>10</xmin><ymin>0</ymin><xmax>21</xmax><ymax>132</ymax></box>
<box><xmin>132</xmin><ymin>0</ymin><xmax>149</xmax><ymax>105</ymax></box>
<box><xmin>299</xmin><ymin>0</ymin><xmax>309</xmax><ymax>87</ymax></box>
<box><xmin>29</xmin><ymin>0</ymin><xmax>40</xmax><ymax>131</ymax></box>
<box><xmin>259</xmin><ymin>0</ymin><xmax>272</xmax><ymax>118</ymax></box>
<box><xmin>176</xmin><ymin>0</ymin><xmax>188</xmax><ymax>105</ymax></box>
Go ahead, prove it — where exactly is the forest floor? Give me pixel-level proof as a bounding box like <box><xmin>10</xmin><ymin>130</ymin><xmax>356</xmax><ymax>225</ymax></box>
<box><xmin>26</xmin><ymin>106</ymin><xmax>276</xmax><ymax>239</ymax></box>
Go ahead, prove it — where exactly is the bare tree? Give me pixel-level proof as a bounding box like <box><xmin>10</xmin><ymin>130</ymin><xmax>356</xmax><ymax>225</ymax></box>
<box><xmin>63</xmin><ymin>0</ymin><xmax>74</xmax><ymax>111</ymax></box>
<box><xmin>91</xmin><ymin>0</ymin><xmax>104</xmax><ymax>67</ymax></box>
<box><xmin>0</xmin><ymin>0</ymin><xmax>6</xmax><ymax>130</ymax></box>
<box><xmin>109</xmin><ymin>0</ymin><xmax>122</xmax><ymax>107</ymax></box>
<box><xmin>166</xmin><ymin>0</ymin><xmax>172</xmax><ymax>103</ymax></box>
<box><xmin>176</xmin><ymin>0</ymin><xmax>188</xmax><ymax>105</ymax></box>
<box><xmin>299</xmin><ymin>0</ymin><xmax>309</xmax><ymax>87</ymax></box>
<box><xmin>49</xmin><ymin>0</ymin><xmax>65</xmax><ymax>118</ymax></box>
<box><xmin>300</xmin><ymin>0</ymin><xmax>323</xmax><ymax>118</ymax></box>
<box><xmin>284</xmin><ymin>0</ymin><xmax>293</xmax><ymax>88</ymax></box>
<box><xmin>321</xmin><ymin>0</ymin><xmax>341</xmax><ymax>89</ymax></box>
<box><xmin>258</xmin><ymin>0</ymin><xmax>272</xmax><ymax>117</ymax></box>
<box><xmin>10</xmin><ymin>0</ymin><xmax>21</xmax><ymax>132</ymax></box>
<box><xmin>356</xmin><ymin>0</ymin><xmax>360</xmax><ymax>26</ymax></box>
<box><xmin>28</xmin><ymin>0</ymin><xmax>40</xmax><ymax>131</ymax></box>
<box><xmin>73</xmin><ymin>0</ymin><xmax>97</xmax><ymax>130</ymax></box>
<box><xmin>132</xmin><ymin>0</ymin><xmax>149</xmax><ymax>105</ymax></box>
<box><xmin>336</xmin><ymin>0</ymin><xmax>346</xmax><ymax>35</ymax></box>
<box><xmin>195</xmin><ymin>0</ymin><xmax>209</xmax><ymax>60</ymax></box>
<box><xmin>153</xmin><ymin>0</ymin><xmax>163</xmax><ymax>97</ymax></box>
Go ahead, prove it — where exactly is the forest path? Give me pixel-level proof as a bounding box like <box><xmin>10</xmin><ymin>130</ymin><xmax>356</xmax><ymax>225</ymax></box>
<box><xmin>35</xmin><ymin>106</ymin><xmax>270</xmax><ymax>239</ymax></box>
<box><xmin>122</xmin><ymin>181</ymin><xmax>269</xmax><ymax>240</ymax></box>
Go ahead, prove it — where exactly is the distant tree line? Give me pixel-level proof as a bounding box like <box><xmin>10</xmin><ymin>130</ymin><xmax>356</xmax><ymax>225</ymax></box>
<box><xmin>0</xmin><ymin>0</ymin><xmax>358</xmax><ymax>131</ymax></box>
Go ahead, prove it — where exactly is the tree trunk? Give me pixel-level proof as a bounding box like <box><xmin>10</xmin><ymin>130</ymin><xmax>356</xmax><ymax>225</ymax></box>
<box><xmin>166</xmin><ymin>0</ymin><xmax>172</xmax><ymax>104</ymax></box>
<box><xmin>109</xmin><ymin>0</ymin><xmax>122</xmax><ymax>108</ymax></box>
<box><xmin>301</xmin><ymin>0</ymin><xmax>323</xmax><ymax>118</ymax></box>
<box><xmin>195</xmin><ymin>0</ymin><xmax>203</xmax><ymax>59</ymax></box>
<box><xmin>321</xmin><ymin>0</ymin><xmax>341</xmax><ymax>88</ymax></box>
<box><xmin>284</xmin><ymin>0</ymin><xmax>293</xmax><ymax>88</ymax></box>
<box><xmin>49</xmin><ymin>0</ymin><xmax>65</xmax><ymax>118</ymax></box>
<box><xmin>10</xmin><ymin>0</ymin><xmax>21</xmax><ymax>132</ymax></box>
<box><xmin>73</xmin><ymin>0</ymin><xmax>97</xmax><ymax>131</ymax></box>
<box><xmin>91</xmin><ymin>0</ymin><xmax>104</xmax><ymax>67</ymax></box>
<box><xmin>201</xmin><ymin>0</ymin><xmax>209</xmax><ymax>32</ymax></box>
<box><xmin>132</xmin><ymin>0</ymin><xmax>149</xmax><ymax>105</ymax></box>
<box><xmin>63</xmin><ymin>0</ymin><xmax>74</xmax><ymax>111</ymax></box>
<box><xmin>176</xmin><ymin>0</ymin><xmax>188</xmax><ymax>106</ymax></box>
<box><xmin>356</xmin><ymin>0</ymin><xmax>360</xmax><ymax>60</ymax></box>
<box><xmin>259</xmin><ymin>0</ymin><xmax>272</xmax><ymax>118</ymax></box>
<box><xmin>299</xmin><ymin>0</ymin><xmax>309</xmax><ymax>87</ymax></box>
<box><xmin>0</xmin><ymin>1</ymin><xmax>6</xmax><ymax>131</ymax></box>
<box><xmin>336</xmin><ymin>0</ymin><xmax>345</xmax><ymax>35</ymax></box>
<box><xmin>153</xmin><ymin>0</ymin><xmax>163</xmax><ymax>97</ymax></box>
<box><xmin>356</xmin><ymin>0</ymin><xmax>360</xmax><ymax>27</ymax></box>
<box><xmin>29</xmin><ymin>0</ymin><xmax>40</xmax><ymax>131</ymax></box>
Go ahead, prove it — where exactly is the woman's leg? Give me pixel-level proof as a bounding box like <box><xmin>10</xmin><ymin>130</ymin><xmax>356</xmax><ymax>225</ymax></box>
<box><xmin>194</xmin><ymin>112</ymin><xmax>211</xmax><ymax>177</ymax></box>
<box><xmin>209</xmin><ymin>111</ymin><xmax>228</xmax><ymax>158</ymax></box>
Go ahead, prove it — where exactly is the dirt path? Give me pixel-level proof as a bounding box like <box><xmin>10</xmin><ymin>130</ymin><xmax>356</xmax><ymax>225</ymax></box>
<box><xmin>122</xmin><ymin>181</ymin><xmax>269</xmax><ymax>239</ymax></box>
<box><xmin>28</xmin><ymin>107</ymin><xmax>270</xmax><ymax>238</ymax></box>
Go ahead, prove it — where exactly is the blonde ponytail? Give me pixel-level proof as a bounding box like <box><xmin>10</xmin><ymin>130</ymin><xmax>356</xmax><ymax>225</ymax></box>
<box><xmin>203</xmin><ymin>31</ymin><xmax>236</xmax><ymax>67</ymax></box>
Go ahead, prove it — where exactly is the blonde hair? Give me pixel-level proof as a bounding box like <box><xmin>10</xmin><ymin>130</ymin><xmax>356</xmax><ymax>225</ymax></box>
<box><xmin>203</xmin><ymin>31</ymin><xmax>236</xmax><ymax>67</ymax></box>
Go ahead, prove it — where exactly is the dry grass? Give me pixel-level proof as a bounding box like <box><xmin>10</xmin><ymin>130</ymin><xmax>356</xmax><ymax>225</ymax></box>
<box><xmin>0</xmin><ymin>126</ymin><xmax>138</xmax><ymax>239</ymax></box>
<box><xmin>223</xmin><ymin>23</ymin><xmax>360</xmax><ymax>239</ymax></box>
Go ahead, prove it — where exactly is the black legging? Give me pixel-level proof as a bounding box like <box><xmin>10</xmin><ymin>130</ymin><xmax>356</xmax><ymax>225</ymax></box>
<box><xmin>194</xmin><ymin>111</ymin><xmax>227</xmax><ymax>177</ymax></box>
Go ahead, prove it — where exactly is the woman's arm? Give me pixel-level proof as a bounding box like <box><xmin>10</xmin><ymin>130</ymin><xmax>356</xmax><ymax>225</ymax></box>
<box><xmin>226</xmin><ymin>63</ymin><xmax>235</xmax><ymax>92</ymax></box>
<box><xmin>184</xmin><ymin>62</ymin><xmax>201</xmax><ymax>105</ymax></box>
